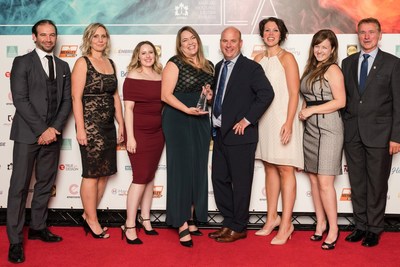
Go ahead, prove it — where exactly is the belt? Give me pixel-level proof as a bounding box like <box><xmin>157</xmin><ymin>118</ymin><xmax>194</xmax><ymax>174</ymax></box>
<box><xmin>306</xmin><ymin>100</ymin><xmax>329</xmax><ymax>106</ymax></box>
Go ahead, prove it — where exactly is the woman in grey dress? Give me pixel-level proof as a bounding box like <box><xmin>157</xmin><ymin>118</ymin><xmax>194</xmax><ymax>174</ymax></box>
<box><xmin>299</xmin><ymin>29</ymin><xmax>345</xmax><ymax>250</ymax></box>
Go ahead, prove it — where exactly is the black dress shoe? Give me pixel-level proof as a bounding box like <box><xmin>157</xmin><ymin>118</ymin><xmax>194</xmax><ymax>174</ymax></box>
<box><xmin>28</xmin><ymin>228</ymin><xmax>63</xmax><ymax>242</ymax></box>
<box><xmin>345</xmin><ymin>229</ymin><xmax>366</xmax><ymax>242</ymax></box>
<box><xmin>8</xmin><ymin>243</ymin><xmax>24</xmax><ymax>263</ymax></box>
<box><xmin>362</xmin><ymin>232</ymin><xmax>379</xmax><ymax>247</ymax></box>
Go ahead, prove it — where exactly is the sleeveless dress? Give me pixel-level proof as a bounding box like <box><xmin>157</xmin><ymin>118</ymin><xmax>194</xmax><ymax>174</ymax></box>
<box><xmin>300</xmin><ymin>73</ymin><xmax>344</xmax><ymax>175</ymax></box>
<box><xmin>255</xmin><ymin>55</ymin><xmax>304</xmax><ymax>168</ymax></box>
<box><xmin>79</xmin><ymin>56</ymin><xmax>118</xmax><ymax>178</ymax></box>
<box><xmin>123</xmin><ymin>78</ymin><xmax>164</xmax><ymax>184</ymax></box>
<box><xmin>162</xmin><ymin>56</ymin><xmax>213</xmax><ymax>227</ymax></box>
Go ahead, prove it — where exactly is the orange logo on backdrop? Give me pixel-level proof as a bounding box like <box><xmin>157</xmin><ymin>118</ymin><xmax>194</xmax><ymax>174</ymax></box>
<box><xmin>59</xmin><ymin>45</ymin><xmax>78</xmax><ymax>58</ymax></box>
<box><xmin>153</xmin><ymin>186</ymin><xmax>163</xmax><ymax>198</ymax></box>
<box><xmin>116</xmin><ymin>143</ymin><xmax>126</xmax><ymax>150</ymax></box>
<box><xmin>340</xmin><ymin>188</ymin><xmax>351</xmax><ymax>201</ymax></box>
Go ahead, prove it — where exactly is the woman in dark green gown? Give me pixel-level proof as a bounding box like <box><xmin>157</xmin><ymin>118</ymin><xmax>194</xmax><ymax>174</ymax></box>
<box><xmin>161</xmin><ymin>26</ymin><xmax>214</xmax><ymax>247</ymax></box>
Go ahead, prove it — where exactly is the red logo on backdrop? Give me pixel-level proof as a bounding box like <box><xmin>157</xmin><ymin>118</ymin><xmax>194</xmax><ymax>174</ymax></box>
<box><xmin>5</xmin><ymin>72</ymin><xmax>11</xmax><ymax>78</ymax></box>
<box><xmin>59</xmin><ymin>164</ymin><xmax>65</xmax><ymax>170</ymax></box>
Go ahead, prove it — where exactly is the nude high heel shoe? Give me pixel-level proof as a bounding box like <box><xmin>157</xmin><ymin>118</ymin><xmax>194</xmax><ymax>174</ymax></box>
<box><xmin>270</xmin><ymin>224</ymin><xmax>294</xmax><ymax>245</ymax></box>
<box><xmin>255</xmin><ymin>215</ymin><xmax>281</xmax><ymax>236</ymax></box>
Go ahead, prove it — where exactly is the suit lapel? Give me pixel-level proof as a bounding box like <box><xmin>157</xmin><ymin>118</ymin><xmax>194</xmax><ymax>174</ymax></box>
<box><xmin>224</xmin><ymin>54</ymin><xmax>243</xmax><ymax>98</ymax></box>
<box><xmin>349</xmin><ymin>52</ymin><xmax>360</xmax><ymax>96</ymax></box>
<box><xmin>364</xmin><ymin>49</ymin><xmax>383</xmax><ymax>92</ymax></box>
<box><xmin>55</xmin><ymin>57</ymin><xmax>64</xmax><ymax>105</ymax></box>
<box><xmin>32</xmin><ymin>51</ymin><xmax>47</xmax><ymax>87</ymax></box>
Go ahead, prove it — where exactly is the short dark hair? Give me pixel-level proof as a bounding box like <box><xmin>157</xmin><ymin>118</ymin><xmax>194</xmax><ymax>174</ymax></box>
<box><xmin>357</xmin><ymin>17</ymin><xmax>381</xmax><ymax>33</ymax></box>
<box><xmin>32</xmin><ymin>19</ymin><xmax>58</xmax><ymax>36</ymax></box>
<box><xmin>258</xmin><ymin>17</ymin><xmax>288</xmax><ymax>45</ymax></box>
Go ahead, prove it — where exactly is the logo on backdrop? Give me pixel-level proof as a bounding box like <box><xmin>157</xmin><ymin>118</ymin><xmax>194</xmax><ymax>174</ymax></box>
<box><xmin>115</xmin><ymin>48</ymin><xmax>133</xmax><ymax>55</ymax></box>
<box><xmin>0</xmin><ymin>142</ymin><xmax>5</xmax><ymax>147</ymax></box>
<box><xmin>157</xmin><ymin>164</ymin><xmax>166</xmax><ymax>170</ymax></box>
<box><xmin>396</xmin><ymin>45</ymin><xmax>400</xmax><ymax>58</ymax></box>
<box><xmin>59</xmin><ymin>164</ymin><xmax>79</xmax><ymax>171</ymax></box>
<box><xmin>343</xmin><ymin>164</ymin><xmax>348</xmax><ymax>174</ymax></box>
<box><xmin>153</xmin><ymin>185</ymin><xmax>164</xmax><ymax>198</ymax></box>
<box><xmin>111</xmin><ymin>188</ymin><xmax>128</xmax><ymax>196</ymax></box>
<box><xmin>6</xmin><ymin>91</ymin><xmax>13</xmax><ymax>106</ymax></box>
<box><xmin>347</xmin><ymin>44</ymin><xmax>358</xmax><ymax>56</ymax></box>
<box><xmin>59</xmin><ymin>45</ymin><xmax>78</xmax><ymax>58</ymax></box>
<box><xmin>340</xmin><ymin>188</ymin><xmax>351</xmax><ymax>201</ymax></box>
<box><xmin>6</xmin><ymin>46</ymin><xmax>18</xmax><ymax>58</ymax></box>
<box><xmin>116</xmin><ymin>143</ymin><xmax>126</xmax><ymax>150</ymax></box>
<box><xmin>251</xmin><ymin>44</ymin><xmax>266</xmax><ymax>59</ymax></box>
<box><xmin>67</xmin><ymin>184</ymin><xmax>80</xmax><ymax>199</ymax></box>
<box><xmin>175</xmin><ymin>2</ymin><xmax>189</xmax><ymax>17</ymax></box>
<box><xmin>5</xmin><ymin>71</ymin><xmax>11</xmax><ymax>78</ymax></box>
<box><xmin>61</xmin><ymin>138</ymin><xmax>72</xmax><ymax>150</ymax></box>
<box><xmin>391</xmin><ymin>167</ymin><xmax>400</xmax><ymax>175</ymax></box>
<box><xmin>120</xmin><ymin>71</ymin><xmax>128</xmax><ymax>78</ymax></box>
<box><xmin>51</xmin><ymin>185</ymin><xmax>56</xmax><ymax>197</ymax></box>
<box><xmin>7</xmin><ymin>163</ymin><xmax>13</xmax><ymax>170</ymax></box>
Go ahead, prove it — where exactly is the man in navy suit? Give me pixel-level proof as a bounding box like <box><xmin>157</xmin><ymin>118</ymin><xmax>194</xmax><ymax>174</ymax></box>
<box><xmin>7</xmin><ymin>19</ymin><xmax>71</xmax><ymax>263</ymax></box>
<box><xmin>342</xmin><ymin>17</ymin><xmax>400</xmax><ymax>247</ymax></box>
<box><xmin>208</xmin><ymin>27</ymin><xmax>274</xmax><ymax>242</ymax></box>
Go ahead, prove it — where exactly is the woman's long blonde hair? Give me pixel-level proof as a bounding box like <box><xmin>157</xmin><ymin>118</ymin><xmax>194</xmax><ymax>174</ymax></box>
<box><xmin>127</xmin><ymin>41</ymin><xmax>162</xmax><ymax>74</ymax></box>
<box><xmin>80</xmin><ymin>23</ymin><xmax>111</xmax><ymax>57</ymax></box>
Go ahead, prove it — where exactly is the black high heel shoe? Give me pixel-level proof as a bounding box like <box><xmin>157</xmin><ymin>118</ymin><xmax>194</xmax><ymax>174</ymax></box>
<box><xmin>179</xmin><ymin>228</ymin><xmax>193</xmax><ymax>248</ymax></box>
<box><xmin>310</xmin><ymin>223</ymin><xmax>329</xmax><ymax>241</ymax></box>
<box><xmin>322</xmin><ymin>230</ymin><xmax>340</xmax><ymax>250</ymax></box>
<box><xmin>121</xmin><ymin>224</ymin><xmax>143</xmax><ymax>245</ymax></box>
<box><xmin>138</xmin><ymin>215</ymin><xmax>159</xmax><ymax>235</ymax></box>
<box><xmin>83</xmin><ymin>220</ymin><xmax>109</xmax><ymax>239</ymax></box>
<box><xmin>188</xmin><ymin>220</ymin><xmax>203</xmax><ymax>236</ymax></box>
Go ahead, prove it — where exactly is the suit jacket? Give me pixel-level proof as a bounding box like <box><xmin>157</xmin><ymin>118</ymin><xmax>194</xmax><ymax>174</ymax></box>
<box><xmin>341</xmin><ymin>49</ymin><xmax>400</xmax><ymax>147</ymax></box>
<box><xmin>10</xmin><ymin>50</ymin><xmax>72</xmax><ymax>144</ymax></box>
<box><xmin>212</xmin><ymin>54</ymin><xmax>274</xmax><ymax>145</ymax></box>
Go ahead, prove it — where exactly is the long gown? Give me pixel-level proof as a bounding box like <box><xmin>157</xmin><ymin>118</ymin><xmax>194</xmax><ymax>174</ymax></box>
<box><xmin>79</xmin><ymin>56</ymin><xmax>117</xmax><ymax>178</ymax></box>
<box><xmin>123</xmin><ymin>78</ymin><xmax>164</xmax><ymax>184</ymax></box>
<box><xmin>300</xmin><ymin>73</ymin><xmax>344</xmax><ymax>175</ymax></box>
<box><xmin>162</xmin><ymin>56</ymin><xmax>213</xmax><ymax>227</ymax></box>
<box><xmin>255</xmin><ymin>55</ymin><xmax>304</xmax><ymax>168</ymax></box>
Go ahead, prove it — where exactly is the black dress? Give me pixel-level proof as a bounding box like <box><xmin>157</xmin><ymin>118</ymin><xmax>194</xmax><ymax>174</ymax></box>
<box><xmin>162</xmin><ymin>56</ymin><xmax>213</xmax><ymax>227</ymax></box>
<box><xmin>79</xmin><ymin>56</ymin><xmax>118</xmax><ymax>178</ymax></box>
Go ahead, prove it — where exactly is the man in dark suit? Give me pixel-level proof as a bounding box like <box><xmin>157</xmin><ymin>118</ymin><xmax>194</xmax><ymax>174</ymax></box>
<box><xmin>7</xmin><ymin>19</ymin><xmax>71</xmax><ymax>263</ymax></box>
<box><xmin>208</xmin><ymin>27</ymin><xmax>274</xmax><ymax>242</ymax></box>
<box><xmin>342</xmin><ymin>17</ymin><xmax>400</xmax><ymax>247</ymax></box>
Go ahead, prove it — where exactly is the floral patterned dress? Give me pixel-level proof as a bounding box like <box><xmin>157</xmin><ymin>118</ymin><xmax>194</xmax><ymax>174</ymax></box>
<box><xmin>79</xmin><ymin>56</ymin><xmax>117</xmax><ymax>178</ymax></box>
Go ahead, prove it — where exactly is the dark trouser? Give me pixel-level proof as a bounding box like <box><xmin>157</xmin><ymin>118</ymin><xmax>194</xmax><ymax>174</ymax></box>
<box><xmin>7</xmin><ymin>141</ymin><xmax>61</xmax><ymax>244</ymax></box>
<box><xmin>344</xmin><ymin>133</ymin><xmax>391</xmax><ymax>234</ymax></box>
<box><xmin>211</xmin><ymin>129</ymin><xmax>256</xmax><ymax>233</ymax></box>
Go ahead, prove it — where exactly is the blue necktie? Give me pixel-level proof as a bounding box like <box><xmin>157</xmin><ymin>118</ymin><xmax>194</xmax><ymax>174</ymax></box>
<box><xmin>214</xmin><ymin>60</ymin><xmax>230</xmax><ymax>118</ymax></box>
<box><xmin>359</xmin><ymin>54</ymin><xmax>370</xmax><ymax>94</ymax></box>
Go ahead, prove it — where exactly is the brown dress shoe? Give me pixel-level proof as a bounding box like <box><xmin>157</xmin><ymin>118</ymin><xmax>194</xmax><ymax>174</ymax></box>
<box><xmin>208</xmin><ymin>227</ymin><xmax>230</xmax><ymax>239</ymax></box>
<box><xmin>216</xmin><ymin>230</ymin><xmax>247</xmax><ymax>243</ymax></box>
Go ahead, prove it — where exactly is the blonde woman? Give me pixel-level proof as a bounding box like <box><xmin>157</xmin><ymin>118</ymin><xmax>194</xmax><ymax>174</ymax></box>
<box><xmin>71</xmin><ymin>23</ymin><xmax>124</xmax><ymax>239</ymax></box>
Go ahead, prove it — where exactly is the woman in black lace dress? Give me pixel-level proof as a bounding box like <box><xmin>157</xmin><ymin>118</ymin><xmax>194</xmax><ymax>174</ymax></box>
<box><xmin>71</xmin><ymin>23</ymin><xmax>124</xmax><ymax>239</ymax></box>
<box><xmin>161</xmin><ymin>26</ymin><xmax>214</xmax><ymax>247</ymax></box>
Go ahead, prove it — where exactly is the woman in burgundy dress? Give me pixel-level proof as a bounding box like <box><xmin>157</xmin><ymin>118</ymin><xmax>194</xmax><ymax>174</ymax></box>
<box><xmin>121</xmin><ymin>41</ymin><xmax>164</xmax><ymax>245</ymax></box>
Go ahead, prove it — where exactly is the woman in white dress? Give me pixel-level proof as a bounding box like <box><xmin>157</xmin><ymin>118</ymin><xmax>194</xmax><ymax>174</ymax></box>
<box><xmin>254</xmin><ymin>17</ymin><xmax>304</xmax><ymax>245</ymax></box>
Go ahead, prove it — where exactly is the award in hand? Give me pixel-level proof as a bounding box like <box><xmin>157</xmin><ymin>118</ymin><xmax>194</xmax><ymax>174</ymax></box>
<box><xmin>196</xmin><ymin>90</ymin><xmax>207</xmax><ymax>112</ymax></box>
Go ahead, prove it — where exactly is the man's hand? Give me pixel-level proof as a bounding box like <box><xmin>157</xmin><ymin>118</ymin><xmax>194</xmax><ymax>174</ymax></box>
<box><xmin>38</xmin><ymin>127</ymin><xmax>60</xmax><ymax>145</ymax></box>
